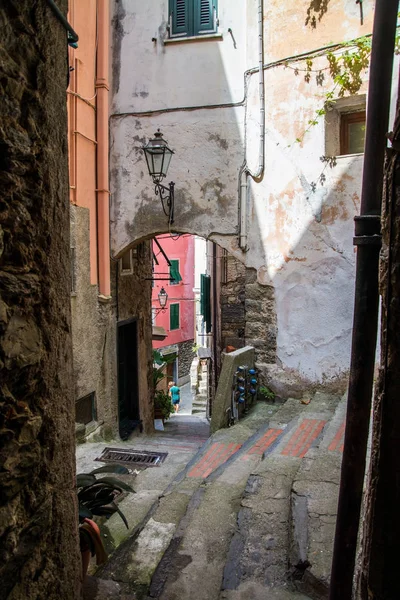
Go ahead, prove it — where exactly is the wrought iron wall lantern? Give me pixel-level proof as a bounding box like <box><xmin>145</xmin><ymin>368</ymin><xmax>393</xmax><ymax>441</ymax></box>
<box><xmin>154</xmin><ymin>287</ymin><xmax>168</xmax><ymax>316</ymax></box>
<box><xmin>142</xmin><ymin>130</ymin><xmax>175</xmax><ymax>225</ymax></box>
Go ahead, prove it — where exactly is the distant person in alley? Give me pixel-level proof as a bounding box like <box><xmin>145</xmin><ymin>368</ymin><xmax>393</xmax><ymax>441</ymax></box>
<box><xmin>168</xmin><ymin>381</ymin><xmax>180</xmax><ymax>413</ymax></box>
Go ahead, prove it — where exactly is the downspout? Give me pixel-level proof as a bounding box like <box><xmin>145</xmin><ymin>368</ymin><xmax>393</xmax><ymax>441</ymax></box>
<box><xmin>328</xmin><ymin>1</ymin><xmax>399</xmax><ymax>598</ymax></box>
<box><xmin>96</xmin><ymin>0</ymin><xmax>111</xmax><ymax>297</ymax></box>
<box><xmin>239</xmin><ymin>0</ymin><xmax>265</xmax><ymax>250</ymax></box>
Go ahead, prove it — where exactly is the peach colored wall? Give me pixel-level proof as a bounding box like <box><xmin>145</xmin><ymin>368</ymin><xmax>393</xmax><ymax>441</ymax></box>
<box><xmin>152</xmin><ymin>235</ymin><xmax>195</xmax><ymax>349</ymax></box>
<box><xmin>68</xmin><ymin>0</ymin><xmax>110</xmax><ymax>290</ymax></box>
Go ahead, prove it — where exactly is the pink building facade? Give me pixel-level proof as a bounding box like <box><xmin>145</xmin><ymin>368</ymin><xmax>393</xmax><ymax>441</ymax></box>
<box><xmin>152</xmin><ymin>235</ymin><xmax>196</xmax><ymax>385</ymax></box>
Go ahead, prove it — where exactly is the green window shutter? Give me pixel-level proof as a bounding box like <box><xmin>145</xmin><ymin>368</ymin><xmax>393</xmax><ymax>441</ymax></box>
<box><xmin>169</xmin><ymin>259</ymin><xmax>182</xmax><ymax>284</ymax></box>
<box><xmin>170</xmin><ymin>303</ymin><xmax>180</xmax><ymax>330</ymax></box>
<box><xmin>194</xmin><ymin>0</ymin><xmax>217</xmax><ymax>34</ymax></box>
<box><xmin>169</xmin><ymin>0</ymin><xmax>192</xmax><ymax>37</ymax></box>
<box><xmin>200</xmin><ymin>274</ymin><xmax>211</xmax><ymax>333</ymax></box>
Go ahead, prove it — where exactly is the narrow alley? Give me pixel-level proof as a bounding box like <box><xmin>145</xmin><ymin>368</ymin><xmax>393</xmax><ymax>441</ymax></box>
<box><xmin>2</xmin><ymin>2</ymin><xmax>400</xmax><ymax>600</ymax></box>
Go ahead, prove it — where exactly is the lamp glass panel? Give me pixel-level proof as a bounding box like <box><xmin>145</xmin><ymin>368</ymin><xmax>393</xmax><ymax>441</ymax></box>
<box><xmin>162</xmin><ymin>149</ymin><xmax>173</xmax><ymax>177</ymax></box>
<box><xmin>158</xmin><ymin>289</ymin><xmax>168</xmax><ymax>307</ymax></box>
<box><xmin>147</xmin><ymin>148</ymin><xmax>165</xmax><ymax>177</ymax></box>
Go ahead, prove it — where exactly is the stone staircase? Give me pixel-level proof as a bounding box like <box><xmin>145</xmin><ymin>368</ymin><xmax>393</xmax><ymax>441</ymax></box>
<box><xmin>97</xmin><ymin>394</ymin><xmax>346</xmax><ymax>600</ymax></box>
<box><xmin>192</xmin><ymin>359</ymin><xmax>208</xmax><ymax>415</ymax></box>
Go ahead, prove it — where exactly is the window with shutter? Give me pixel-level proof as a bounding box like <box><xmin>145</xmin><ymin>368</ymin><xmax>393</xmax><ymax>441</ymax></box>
<box><xmin>169</xmin><ymin>0</ymin><xmax>217</xmax><ymax>38</ymax></box>
<box><xmin>170</xmin><ymin>303</ymin><xmax>180</xmax><ymax>330</ymax></box>
<box><xmin>169</xmin><ymin>259</ymin><xmax>182</xmax><ymax>285</ymax></box>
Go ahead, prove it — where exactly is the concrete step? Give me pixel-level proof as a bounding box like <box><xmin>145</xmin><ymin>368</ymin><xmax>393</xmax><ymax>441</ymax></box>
<box><xmin>221</xmin><ymin>455</ymin><xmax>302</xmax><ymax>596</ymax></box>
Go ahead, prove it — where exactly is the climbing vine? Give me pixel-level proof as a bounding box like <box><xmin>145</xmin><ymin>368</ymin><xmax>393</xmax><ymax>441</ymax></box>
<box><xmin>292</xmin><ymin>35</ymin><xmax>372</xmax><ymax>146</ymax></box>
<box><xmin>288</xmin><ymin>24</ymin><xmax>400</xmax><ymax>189</ymax></box>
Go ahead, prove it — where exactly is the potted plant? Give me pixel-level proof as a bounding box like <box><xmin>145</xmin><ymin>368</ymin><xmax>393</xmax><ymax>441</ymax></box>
<box><xmin>152</xmin><ymin>350</ymin><xmax>175</xmax><ymax>421</ymax></box>
<box><xmin>77</xmin><ymin>464</ymin><xmax>135</xmax><ymax>577</ymax></box>
<box><xmin>154</xmin><ymin>389</ymin><xmax>174</xmax><ymax>422</ymax></box>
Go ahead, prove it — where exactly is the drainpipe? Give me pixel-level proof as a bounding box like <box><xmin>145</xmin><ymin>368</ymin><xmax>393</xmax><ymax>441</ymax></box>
<box><xmin>96</xmin><ymin>0</ymin><xmax>111</xmax><ymax>297</ymax></box>
<box><xmin>328</xmin><ymin>1</ymin><xmax>398</xmax><ymax>598</ymax></box>
<box><xmin>239</xmin><ymin>0</ymin><xmax>265</xmax><ymax>250</ymax></box>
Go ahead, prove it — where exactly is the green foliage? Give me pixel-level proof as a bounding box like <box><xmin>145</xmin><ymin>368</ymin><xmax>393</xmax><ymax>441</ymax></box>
<box><xmin>152</xmin><ymin>349</ymin><xmax>175</xmax><ymax>389</ymax></box>
<box><xmin>154</xmin><ymin>389</ymin><xmax>174</xmax><ymax>420</ymax></box>
<box><xmin>77</xmin><ymin>465</ymin><xmax>134</xmax><ymax>525</ymax></box>
<box><xmin>258</xmin><ymin>386</ymin><xmax>276</xmax><ymax>402</ymax></box>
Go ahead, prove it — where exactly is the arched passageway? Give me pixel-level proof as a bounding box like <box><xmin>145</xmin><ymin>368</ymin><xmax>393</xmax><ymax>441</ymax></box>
<box><xmin>115</xmin><ymin>229</ymin><xmax>277</xmax><ymax>440</ymax></box>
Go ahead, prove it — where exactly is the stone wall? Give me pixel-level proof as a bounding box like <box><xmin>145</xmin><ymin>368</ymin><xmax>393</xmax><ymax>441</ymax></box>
<box><xmin>71</xmin><ymin>205</ymin><xmax>117</xmax><ymax>439</ymax></box>
<box><xmin>114</xmin><ymin>241</ymin><xmax>154</xmax><ymax>433</ymax></box>
<box><xmin>178</xmin><ymin>339</ymin><xmax>195</xmax><ymax>382</ymax></box>
<box><xmin>244</xmin><ymin>269</ymin><xmax>277</xmax><ymax>365</ymax></box>
<box><xmin>0</xmin><ymin>2</ymin><xmax>80</xmax><ymax>598</ymax></box>
<box><xmin>220</xmin><ymin>253</ymin><xmax>246</xmax><ymax>351</ymax></box>
<box><xmin>219</xmin><ymin>255</ymin><xmax>277</xmax><ymax>366</ymax></box>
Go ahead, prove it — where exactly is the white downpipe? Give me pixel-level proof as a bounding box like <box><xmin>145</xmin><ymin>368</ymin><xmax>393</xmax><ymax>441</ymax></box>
<box><xmin>248</xmin><ymin>0</ymin><xmax>265</xmax><ymax>180</ymax></box>
<box><xmin>239</xmin><ymin>0</ymin><xmax>265</xmax><ymax>250</ymax></box>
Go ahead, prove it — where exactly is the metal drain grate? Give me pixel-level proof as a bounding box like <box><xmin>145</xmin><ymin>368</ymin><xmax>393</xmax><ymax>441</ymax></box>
<box><xmin>95</xmin><ymin>447</ymin><xmax>168</xmax><ymax>468</ymax></box>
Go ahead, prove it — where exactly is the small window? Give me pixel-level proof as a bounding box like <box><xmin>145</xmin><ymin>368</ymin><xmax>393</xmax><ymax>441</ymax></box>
<box><xmin>169</xmin><ymin>259</ymin><xmax>182</xmax><ymax>285</ymax></box>
<box><xmin>120</xmin><ymin>250</ymin><xmax>133</xmax><ymax>275</ymax></box>
<box><xmin>169</xmin><ymin>0</ymin><xmax>218</xmax><ymax>38</ymax></box>
<box><xmin>340</xmin><ymin>111</ymin><xmax>366</xmax><ymax>155</ymax></box>
<box><xmin>75</xmin><ymin>392</ymin><xmax>96</xmax><ymax>425</ymax></box>
<box><xmin>170</xmin><ymin>303</ymin><xmax>180</xmax><ymax>330</ymax></box>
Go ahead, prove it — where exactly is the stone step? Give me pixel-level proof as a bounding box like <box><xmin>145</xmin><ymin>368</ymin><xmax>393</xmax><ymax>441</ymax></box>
<box><xmin>192</xmin><ymin>399</ymin><xmax>207</xmax><ymax>406</ymax></box>
<box><xmin>93</xmin><ymin>395</ymin><xmax>345</xmax><ymax>600</ymax></box>
<box><xmin>154</xmin><ymin>449</ymin><xmax>263</xmax><ymax>599</ymax></box>
<box><xmin>221</xmin><ymin>455</ymin><xmax>302</xmax><ymax>596</ymax></box>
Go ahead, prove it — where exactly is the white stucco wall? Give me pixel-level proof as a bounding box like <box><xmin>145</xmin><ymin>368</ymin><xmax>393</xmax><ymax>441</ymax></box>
<box><xmin>110</xmin><ymin>0</ymin><xmax>396</xmax><ymax>386</ymax></box>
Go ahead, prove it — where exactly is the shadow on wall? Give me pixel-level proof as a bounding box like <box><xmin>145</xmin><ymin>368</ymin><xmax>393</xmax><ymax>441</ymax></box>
<box><xmin>250</xmin><ymin>153</ymin><xmax>361</xmax><ymax>395</ymax></box>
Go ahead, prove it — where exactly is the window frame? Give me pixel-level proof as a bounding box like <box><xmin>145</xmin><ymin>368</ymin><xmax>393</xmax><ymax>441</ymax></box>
<box><xmin>170</xmin><ymin>303</ymin><xmax>180</xmax><ymax>330</ymax></box>
<box><xmin>340</xmin><ymin>110</ymin><xmax>366</xmax><ymax>156</ymax></box>
<box><xmin>120</xmin><ymin>249</ymin><xmax>133</xmax><ymax>275</ymax></box>
<box><xmin>168</xmin><ymin>0</ymin><xmax>218</xmax><ymax>39</ymax></box>
<box><xmin>169</xmin><ymin>259</ymin><xmax>181</xmax><ymax>285</ymax></box>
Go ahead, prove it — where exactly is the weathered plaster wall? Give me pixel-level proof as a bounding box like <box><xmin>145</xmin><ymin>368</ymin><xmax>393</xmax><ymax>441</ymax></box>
<box><xmin>0</xmin><ymin>2</ymin><xmax>80</xmax><ymax>597</ymax></box>
<box><xmin>70</xmin><ymin>206</ymin><xmax>117</xmax><ymax>437</ymax></box>
<box><xmin>115</xmin><ymin>242</ymin><xmax>154</xmax><ymax>433</ymax></box>
<box><xmin>110</xmin><ymin>0</ymin><xmax>394</xmax><ymax>391</ymax></box>
<box><xmin>152</xmin><ymin>234</ymin><xmax>195</xmax><ymax>350</ymax></box>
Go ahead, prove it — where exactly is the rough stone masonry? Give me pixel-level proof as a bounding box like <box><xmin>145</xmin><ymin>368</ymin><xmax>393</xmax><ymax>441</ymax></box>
<box><xmin>0</xmin><ymin>2</ymin><xmax>80</xmax><ymax>599</ymax></box>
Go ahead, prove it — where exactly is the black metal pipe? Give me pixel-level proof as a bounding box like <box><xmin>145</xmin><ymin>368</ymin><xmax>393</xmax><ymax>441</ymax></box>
<box><xmin>154</xmin><ymin>238</ymin><xmax>171</xmax><ymax>267</ymax></box>
<box><xmin>329</xmin><ymin>1</ymin><xmax>399</xmax><ymax>598</ymax></box>
<box><xmin>46</xmin><ymin>0</ymin><xmax>79</xmax><ymax>44</ymax></box>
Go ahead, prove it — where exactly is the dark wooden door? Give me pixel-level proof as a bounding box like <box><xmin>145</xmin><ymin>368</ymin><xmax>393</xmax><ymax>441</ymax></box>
<box><xmin>117</xmin><ymin>319</ymin><xmax>140</xmax><ymax>439</ymax></box>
